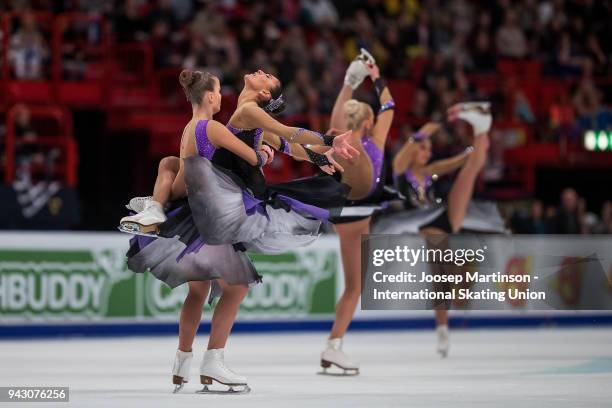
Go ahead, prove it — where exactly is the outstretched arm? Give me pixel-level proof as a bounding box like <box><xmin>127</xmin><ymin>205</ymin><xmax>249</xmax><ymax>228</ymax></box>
<box><xmin>263</xmin><ymin>132</ymin><xmax>344</xmax><ymax>174</ymax></box>
<box><xmin>330</xmin><ymin>85</ymin><xmax>353</xmax><ymax>132</ymax></box>
<box><xmin>369</xmin><ymin>64</ymin><xmax>394</xmax><ymax>148</ymax></box>
<box><xmin>392</xmin><ymin>122</ymin><xmax>440</xmax><ymax>175</ymax></box>
<box><xmin>392</xmin><ymin>140</ymin><xmax>418</xmax><ymax>176</ymax></box>
<box><xmin>240</xmin><ymin>102</ymin><xmax>358</xmax><ymax>159</ymax></box>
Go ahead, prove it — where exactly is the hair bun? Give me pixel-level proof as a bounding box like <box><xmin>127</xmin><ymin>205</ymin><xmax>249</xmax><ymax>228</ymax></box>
<box><xmin>343</xmin><ymin>99</ymin><xmax>371</xmax><ymax>130</ymax></box>
<box><xmin>179</xmin><ymin>69</ymin><xmax>202</xmax><ymax>88</ymax></box>
<box><xmin>343</xmin><ymin>99</ymin><xmax>361</xmax><ymax>116</ymax></box>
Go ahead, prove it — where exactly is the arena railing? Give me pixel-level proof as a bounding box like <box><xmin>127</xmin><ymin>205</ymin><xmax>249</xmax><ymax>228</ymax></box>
<box><xmin>4</xmin><ymin>105</ymin><xmax>77</xmax><ymax>187</ymax></box>
<box><xmin>52</xmin><ymin>12</ymin><xmax>111</xmax><ymax>107</ymax></box>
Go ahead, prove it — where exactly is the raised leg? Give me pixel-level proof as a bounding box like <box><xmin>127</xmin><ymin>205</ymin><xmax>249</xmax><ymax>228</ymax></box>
<box><xmin>446</xmin><ymin>133</ymin><xmax>489</xmax><ymax>232</ymax></box>
<box><xmin>153</xmin><ymin>156</ymin><xmax>180</xmax><ymax>205</ymax></box>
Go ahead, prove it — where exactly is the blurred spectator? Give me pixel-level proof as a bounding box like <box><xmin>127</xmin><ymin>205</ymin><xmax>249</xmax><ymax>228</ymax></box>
<box><xmin>495</xmin><ymin>9</ymin><xmax>528</xmax><ymax>59</ymax></box>
<box><xmin>300</xmin><ymin>0</ymin><xmax>338</xmax><ymax>26</ymax></box>
<box><xmin>552</xmin><ymin>31</ymin><xmax>585</xmax><ymax>77</ymax></box>
<box><xmin>113</xmin><ymin>0</ymin><xmax>149</xmax><ymax>43</ymax></box>
<box><xmin>13</xmin><ymin>105</ymin><xmax>56</xmax><ymax>172</ymax></box>
<box><xmin>593</xmin><ymin>202</ymin><xmax>612</xmax><ymax>234</ymax></box>
<box><xmin>572</xmin><ymin>78</ymin><xmax>612</xmax><ymax>131</ymax></box>
<box><xmin>551</xmin><ymin>188</ymin><xmax>582</xmax><ymax>234</ymax></box>
<box><xmin>8</xmin><ymin>13</ymin><xmax>49</xmax><ymax>79</ymax></box>
<box><xmin>150</xmin><ymin>19</ymin><xmax>182</xmax><ymax>68</ymax></box>
<box><xmin>283</xmin><ymin>67</ymin><xmax>318</xmax><ymax>116</ymax></box>
<box><xmin>471</xmin><ymin>30</ymin><xmax>496</xmax><ymax>73</ymax></box>
<box><xmin>510</xmin><ymin>199</ymin><xmax>548</xmax><ymax>234</ymax></box>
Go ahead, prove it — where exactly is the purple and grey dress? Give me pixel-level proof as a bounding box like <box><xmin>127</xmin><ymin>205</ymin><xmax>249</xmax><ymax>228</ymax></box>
<box><xmin>178</xmin><ymin>121</ymin><xmax>348</xmax><ymax>252</ymax></box>
<box><xmin>127</xmin><ymin>119</ymin><xmax>348</xmax><ymax>290</ymax></box>
<box><xmin>329</xmin><ymin>135</ymin><xmax>389</xmax><ymax>224</ymax></box>
<box><xmin>371</xmin><ymin>168</ymin><xmax>505</xmax><ymax>234</ymax></box>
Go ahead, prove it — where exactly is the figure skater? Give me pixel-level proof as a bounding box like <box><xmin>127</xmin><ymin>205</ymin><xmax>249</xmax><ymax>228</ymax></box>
<box><xmin>312</xmin><ymin>50</ymin><xmax>395</xmax><ymax>375</ymax></box>
<box><xmin>373</xmin><ymin>102</ymin><xmax>504</xmax><ymax>357</ymax></box>
<box><xmin>127</xmin><ymin>70</ymin><xmax>273</xmax><ymax>394</ymax></box>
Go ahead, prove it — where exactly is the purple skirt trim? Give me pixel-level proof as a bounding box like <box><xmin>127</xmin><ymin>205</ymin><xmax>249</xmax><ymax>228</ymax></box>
<box><xmin>242</xmin><ymin>190</ymin><xmax>267</xmax><ymax>216</ymax></box>
<box><xmin>277</xmin><ymin>194</ymin><xmax>329</xmax><ymax>221</ymax></box>
<box><xmin>176</xmin><ymin>235</ymin><xmax>206</xmax><ymax>262</ymax></box>
<box><xmin>241</xmin><ymin>190</ymin><xmax>329</xmax><ymax>221</ymax></box>
<box><xmin>130</xmin><ymin>235</ymin><xmax>157</xmax><ymax>252</ymax></box>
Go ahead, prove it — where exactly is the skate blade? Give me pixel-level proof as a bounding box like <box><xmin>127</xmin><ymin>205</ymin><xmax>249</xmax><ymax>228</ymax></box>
<box><xmin>318</xmin><ymin>360</ymin><xmax>359</xmax><ymax>376</ymax></box>
<box><xmin>196</xmin><ymin>384</ymin><xmax>251</xmax><ymax>395</ymax></box>
<box><xmin>358</xmin><ymin>48</ymin><xmax>376</xmax><ymax>65</ymax></box>
<box><xmin>459</xmin><ymin>102</ymin><xmax>491</xmax><ymax>114</ymax></box>
<box><xmin>172</xmin><ymin>376</ymin><xmax>186</xmax><ymax>394</ymax></box>
<box><xmin>117</xmin><ymin>223</ymin><xmax>159</xmax><ymax>237</ymax></box>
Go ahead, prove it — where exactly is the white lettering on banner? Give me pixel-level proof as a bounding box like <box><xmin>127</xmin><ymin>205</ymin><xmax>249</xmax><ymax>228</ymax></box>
<box><xmin>9</xmin><ymin>274</ymin><xmax>27</xmax><ymax>310</ymax></box>
<box><xmin>48</xmin><ymin>274</ymin><xmax>68</xmax><ymax>310</ymax></box>
<box><xmin>68</xmin><ymin>275</ymin><xmax>88</xmax><ymax>310</ymax></box>
<box><xmin>87</xmin><ymin>275</ymin><xmax>105</xmax><ymax>310</ymax></box>
<box><xmin>0</xmin><ymin>272</ymin><xmax>107</xmax><ymax>313</ymax></box>
<box><xmin>243</xmin><ymin>273</ymin><xmax>309</xmax><ymax>311</ymax></box>
<box><xmin>275</xmin><ymin>275</ymin><xmax>292</xmax><ymax>308</ymax></box>
<box><xmin>29</xmin><ymin>275</ymin><xmax>47</xmax><ymax>311</ymax></box>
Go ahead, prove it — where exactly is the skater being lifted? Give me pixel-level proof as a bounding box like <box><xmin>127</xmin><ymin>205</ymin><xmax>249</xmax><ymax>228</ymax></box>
<box><xmin>119</xmin><ymin>70</ymin><xmax>357</xmax><ymax>236</ymax></box>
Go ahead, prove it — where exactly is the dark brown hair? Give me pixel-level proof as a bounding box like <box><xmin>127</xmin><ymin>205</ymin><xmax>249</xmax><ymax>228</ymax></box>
<box><xmin>179</xmin><ymin>70</ymin><xmax>217</xmax><ymax>105</ymax></box>
<box><xmin>258</xmin><ymin>83</ymin><xmax>286</xmax><ymax>115</ymax></box>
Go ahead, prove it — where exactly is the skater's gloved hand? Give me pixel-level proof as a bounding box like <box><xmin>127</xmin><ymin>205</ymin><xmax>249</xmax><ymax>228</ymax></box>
<box><xmin>331</xmin><ymin>130</ymin><xmax>360</xmax><ymax>160</ymax></box>
<box><xmin>319</xmin><ymin>149</ymin><xmax>344</xmax><ymax>175</ymax></box>
<box><xmin>344</xmin><ymin>60</ymin><xmax>369</xmax><ymax>90</ymax></box>
<box><xmin>260</xmin><ymin>144</ymin><xmax>274</xmax><ymax>166</ymax></box>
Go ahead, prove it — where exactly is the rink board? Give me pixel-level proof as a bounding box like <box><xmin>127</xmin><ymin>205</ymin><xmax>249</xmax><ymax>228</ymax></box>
<box><xmin>0</xmin><ymin>232</ymin><xmax>611</xmax><ymax>338</ymax></box>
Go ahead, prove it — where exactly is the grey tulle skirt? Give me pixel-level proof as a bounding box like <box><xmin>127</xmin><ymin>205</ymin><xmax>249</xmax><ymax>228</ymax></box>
<box><xmin>371</xmin><ymin>201</ymin><xmax>507</xmax><ymax>234</ymax></box>
<box><xmin>127</xmin><ymin>234</ymin><xmax>259</xmax><ymax>291</ymax></box>
<box><xmin>183</xmin><ymin>155</ymin><xmax>324</xmax><ymax>253</ymax></box>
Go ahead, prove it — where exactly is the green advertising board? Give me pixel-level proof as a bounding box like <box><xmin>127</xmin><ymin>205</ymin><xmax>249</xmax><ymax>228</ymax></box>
<box><xmin>0</xmin><ymin>234</ymin><xmax>338</xmax><ymax>322</ymax></box>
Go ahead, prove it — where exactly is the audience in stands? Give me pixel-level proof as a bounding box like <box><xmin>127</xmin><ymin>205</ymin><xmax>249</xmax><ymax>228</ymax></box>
<box><xmin>3</xmin><ymin>1</ymin><xmax>610</xmax><ymax>126</ymax></box>
<box><xmin>8</xmin><ymin>13</ymin><xmax>49</xmax><ymax>79</ymax></box>
<box><xmin>509</xmin><ymin>188</ymin><xmax>612</xmax><ymax>235</ymax></box>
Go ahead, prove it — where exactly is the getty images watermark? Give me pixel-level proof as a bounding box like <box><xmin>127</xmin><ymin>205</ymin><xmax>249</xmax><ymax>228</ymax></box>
<box><xmin>361</xmin><ymin>235</ymin><xmax>612</xmax><ymax>311</ymax></box>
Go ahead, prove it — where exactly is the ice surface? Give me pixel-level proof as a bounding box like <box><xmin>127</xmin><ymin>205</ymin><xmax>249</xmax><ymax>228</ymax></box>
<box><xmin>1</xmin><ymin>328</ymin><xmax>611</xmax><ymax>407</ymax></box>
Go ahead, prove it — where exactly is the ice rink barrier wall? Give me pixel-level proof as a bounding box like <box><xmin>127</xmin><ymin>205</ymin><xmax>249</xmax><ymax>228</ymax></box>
<box><xmin>0</xmin><ymin>232</ymin><xmax>611</xmax><ymax>338</ymax></box>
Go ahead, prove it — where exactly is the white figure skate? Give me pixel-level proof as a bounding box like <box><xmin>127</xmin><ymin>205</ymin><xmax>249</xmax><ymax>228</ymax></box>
<box><xmin>197</xmin><ymin>349</ymin><xmax>250</xmax><ymax>394</ymax></box>
<box><xmin>172</xmin><ymin>349</ymin><xmax>193</xmax><ymax>393</ymax></box>
<box><xmin>119</xmin><ymin>200</ymin><xmax>166</xmax><ymax>236</ymax></box>
<box><xmin>437</xmin><ymin>325</ymin><xmax>450</xmax><ymax>358</ymax></box>
<box><xmin>357</xmin><ymin>47</ymin><xmax>376</xmax><ymax>65</ymax></box>
<box><xmin>125</xmin><ymin>196</ymin><xmax>152</xmax><ymax>213</ymax></box>
<box><xmin>344</xmin><ymin>60</ymin><xmax>369</xmax><ymax>90</ymax></box>
<box><xmin>448</xmin><ymin>102</ymin><xmax>492</xmax><ymax>136</ymax></box>
<box><xmin>319</xmin><ymin>338</ymin><xmax>360</xmax><ymax>376</ymax></box>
